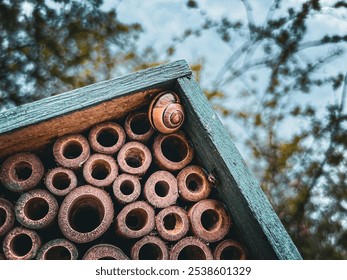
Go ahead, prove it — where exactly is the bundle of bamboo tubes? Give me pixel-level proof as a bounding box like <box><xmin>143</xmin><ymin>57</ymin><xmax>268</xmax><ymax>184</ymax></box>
<box><xmin>0</xmin><ymin>91</ymin><xmax>247</xmax><ymax>260</ymax></box>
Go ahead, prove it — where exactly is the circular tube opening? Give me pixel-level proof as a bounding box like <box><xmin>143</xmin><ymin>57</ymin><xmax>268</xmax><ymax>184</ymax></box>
<box><xmin>24</xmin><ymin>197</ymin><xmax>49</xmax><ymax>221</ymax></box>
<box><xmin>186</xmin><ymin>173</ymin><xmax>203</xmax><ymax>192</ymax></box>
<box><xmin>178</xmin><ymin>245</ymin><xmax>206</xmax><ymax>260</ymax></box>
<box><xmin>154</xmin><ymin>181</ymin><xmax>170</xmax><ymax>197</ymax></box>
<box><xmin>91</xmin><ymin>160</ymin><xmax>111</xmax><ymax>180</ymax></box>
<box><xmin>0</xmin><ymin>208</ymin><xmax>7</xmax><ymax>227</ymax></box>
<box><xmin>130</xmin><ymin>115</ymin><xmax>151</xmax><ymax>135</ymax></box>
<box><xmin>120</xmin><ymin>180</ymin><xmax>135</xmax><ymax>195</ymax></box>
<box><xmin>125</xmin><ymin>208</ymin><xmax>148</xmax><ymax>231</ymax></box>
<box><xmin>161</xmin><ymin>136</ymin><xmax>188</xmax><ymax>162</ymax></box>
<box><xmin>14</xmin><ymin>162</ymin><xmax>32</xmax><ymax>181</ymax></box>
<box><xmin>69</xmin><ymin>196</ymin><xmax>105</xmax><ymax>233</ymax></box>
<box><xmin>201</xmin><ymin>209</ymin><xmax>219</xmax><ymax>231</ymax></box>
<box><xmin>163</xmin><ymin>213</ymin><xmax>182</xmax><ymax>231</ymax></box>
<box><xmin>52</xmin><ymin>172</ymin><xmax>71</xmax><ymax>190</ymax></box>
<box><xmin>45</xmin><ymin>246</ymin><xmax>72</xmax><ymax>260</ymax></box>
<box><xmin>10</xmin><ymin>234</ymin><xmax>33</xmax><ymax>257</ymax></box>
<box><xmin>63</xmin><ymin>141</ymin><xmax>83</xmax><ymax>159</ymax></box>
<box><xmin>138</xmin><ymin>243</ymin><xmax>163</xmax><ymax>260</ymax></box>
<box><xmin>220</xmin><ymin>246</ymin><xmax>242</xmax><ymax>260</ymax></box>
<box><xmin>125</xmin><ymin>148</ymin><xmax>145</xmax><ymax>168</ymax></box>
<box><xmin>97</xmin><ymin>129</ymin><xmax>119</xmax><ymax>147</ymax></box>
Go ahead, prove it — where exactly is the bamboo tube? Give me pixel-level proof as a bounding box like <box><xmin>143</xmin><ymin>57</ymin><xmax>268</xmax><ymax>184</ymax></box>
<box><xmin>0</xmin><ymin>198</ymin><xmax>15</xmax><ymax>237</ymax></box>
<box><xmin>36</xmin><ymin>238</ymin><xmax>78</xmax><ymax>260</ymax></box>
<box><xmin>89</xmin><ymin>122</ymin><xmax>126</xmax><ymax>155</ymax></box>
<box><xmin>155</xmin><ymin>206</ymin><xmax>189</xmax><ymax>241</ymax></box>
<box><xmin>45</xmin><ymin>167</ymin><xmax>77</xmax><ymax>197</ymax></box>
<box><xmin>169</xmin><ymin>236</ymin><xmax>213</xmax><ymax>260</ymax></box>
<box><xmin>153</xmin><ymin>132</ymin><xmax>194</xmax><ymax>171</ymax></box>
<box><xmin>15</xmin><ymin>189</ymin><xmax>58</xmax><ymax>229</ymax></box>
<box><xmin>117</xmin><ymin>141</ymin><xmax>152</xmax><ymax>176</ymax></box>
<box><xmin>0</xmin><ymin>152</ymin><xmax>44</xmax><ymax>192</ymax></box>
<box><xmin>188</xmin><ymin>199</ymin><xmax>231</xmax><ymax>243</ymax></box>
<box><xmin>213</xmin><ymin>239</ymin><xmax>247</xmax><ymax>260</ymax></box>
<box><xmin>83</xmin><ymin>153</ymin><xmax>118</xmax><ymax>188</ymax></box>
<box><xmin>3</xmin><ymin>227</ymin><xmax>41</xmax><ymax>260</ymax></box>
<box><xmin>131</xmin><ymin>236</ymin><xmax>168</xmax><ymax>260</ymax></box>
<box><xmin>53</xmin><ymin>134</ymin><xmax>90</xmax><ymax>169</ymax></box>
<box><xmin>125</xmin><ymin>112</ymin><xmax>154</xmax><ymax>143</ymax></box>
<box><xmin>143</xmin><ymin>170</ymin><xmax>178</xmax><ymax>208</ymax></box>
<box><xmin>177</xmin><ymin>165</ymin><xmax>212</xmax><ymax>202</ymax></box>
<box><xmin>58</xmin><ymin>185</ymin><xmax>114</xmax><ymax>243</ymax></box>
<box><xmin>83</xmin><ymin>244</ymin><xmax>129</xmax><ymax>260</ymax></box>
<box><xmin>112</xmin><ymin>173</ymin><xmax>141</xmax><ymax>204</ymax></box>
<box><xmin>115</xmin><ymin>201</ymin><xmax>154</xmax><ymax>239</ymax></box>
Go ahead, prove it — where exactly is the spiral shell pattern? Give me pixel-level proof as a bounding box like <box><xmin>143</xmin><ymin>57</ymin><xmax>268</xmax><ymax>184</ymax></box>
<box><xmin>149</xmin><ymin>91</ymin><xmax>185</xmax><ymax>134</ymax></box>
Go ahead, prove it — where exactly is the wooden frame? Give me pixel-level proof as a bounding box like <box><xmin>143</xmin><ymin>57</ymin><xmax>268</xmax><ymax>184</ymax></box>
<box><xmin>0</xmin><ymin>60</ymin><xmax>301</xmax><ymax>259</ymax></box>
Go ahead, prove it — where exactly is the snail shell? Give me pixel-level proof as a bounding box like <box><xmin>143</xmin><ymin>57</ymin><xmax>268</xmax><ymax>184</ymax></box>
<box><xmin>148</xmin><ymin>91</ymin><xmax>185</xmax><ymax>134</ymax></box>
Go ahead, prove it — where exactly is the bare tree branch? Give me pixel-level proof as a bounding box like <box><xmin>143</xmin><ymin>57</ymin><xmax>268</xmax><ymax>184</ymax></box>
<box><xmin>241</xmin><ymin>0</ymin><xmax>255</xmax><ymax>34</ymax></box>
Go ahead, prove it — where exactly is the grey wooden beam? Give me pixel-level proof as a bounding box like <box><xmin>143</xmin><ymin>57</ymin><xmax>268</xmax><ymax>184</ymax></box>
<box><xmin>0</xmin><ymin>60</ymin><xmax>191</xmax><ymax>135</ymax></box>
<box><xmin>176</xmin><ymin>76</ymin><xmax>302</xmax><ymax>259</ymax></box>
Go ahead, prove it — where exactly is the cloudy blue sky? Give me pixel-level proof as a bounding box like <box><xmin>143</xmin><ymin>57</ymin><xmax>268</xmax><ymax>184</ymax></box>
<box><xmin>101</xmin><ymin>1</ymin><xmax>347</xmax><ymax>149</ymax></box>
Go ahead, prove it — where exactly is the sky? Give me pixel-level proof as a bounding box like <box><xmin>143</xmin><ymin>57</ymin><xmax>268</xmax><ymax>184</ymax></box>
<box><xmin>99</xmin><ymin>0</ymin><xmax>347</xmax><ymax>157</ymax></box>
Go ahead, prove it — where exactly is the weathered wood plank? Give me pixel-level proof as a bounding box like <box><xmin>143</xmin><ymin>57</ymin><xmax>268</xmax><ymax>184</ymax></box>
<box><xmin>0</xmin><ymin>60</ymin><xmax>191</xmax><ymax>135</ymax></box>
<box><xmin>176</xmin><ymin>76</ymin><xmax>302</xmax><ymax>260</ymax></box>
<box><xmin>0</xmin><ymin>88</ymin><xmax>161</xmax><ymax>159</ymax></box>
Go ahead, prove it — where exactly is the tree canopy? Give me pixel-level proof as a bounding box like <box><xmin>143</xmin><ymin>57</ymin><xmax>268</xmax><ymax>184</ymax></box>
<box><xmin>0</xmin><ymin>0</ymin><xmax>141</xmax><ymax>109</ymax></box>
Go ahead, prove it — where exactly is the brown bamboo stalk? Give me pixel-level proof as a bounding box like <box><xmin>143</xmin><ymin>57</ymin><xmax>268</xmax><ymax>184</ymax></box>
<box><xmin>115</xmin><ymin>201</ymin><xmax>154</xmax><ymax>239</ymax></box>
<box><xmin>36</xmin><ymin>238</ymin><xmax>78</xmax><ymax>260</ymax></box>
<box><xmin>125</xmin><ymin>112</ymin><xmax>154</xmax><ymax>143</ymax></box>
<box><xmin>58</xmin><ymin>185</ymin><xmax>114</xmax><ymax>243</ymax></box>
<box><xmin>169</xmin><ymin>236</ymin><xmax>213</xmax><ymax>260</ymax></box>
<box><xmin>0</xmin><ymin>152</ymin><xmax>44</xmax><ymax>192</ymax></box>
<box><xmin>44</xmin><ymin>167</ymin><xmax>77</xmax><ymax>197</ymax></box>
<box><xmin>0</xmin><ymin>198</ymin><xmax>15</xmax><ymax>237</ymax></box>
<box><xmin>113</xmin><ymin>173</ymin><xmax>141</xmax><ymax>204</ymax></box>
<box><xmin>131</xmin><ymin>236</ymin><xmax>168</xmax><ymax>260</ymax></box>
<box><xmin>143</xmin><ymin>170</ymin><xmax>178</xmax><ymax>208</ymax></box>
<box><xmin>15</xmin><ymin>189</ymin><xmax>58</xmax><ymax>229</ymax></box>
<box><xmin>53</xmin><ymin>134</ymin><xmax>90</xmax><ymax>169</ymax></box>
<box><xmin>177</xmin><ymin>165</ymin><xmax>212</xmax><ymax>202</ymax></box>
<box><xmin>83</xmin><ymin>244</ymin><xmax>129</xmax><ymax>260</ymax></box>
<box><xmin>155</xmin><ymin>206</ymin><xmax>189</xmax><ymax>241</ymax></box>
<box><xmin>83</xmin><ymin>153</ymin><xmax>118</xmax><ymax>188</ymax></box>
<box><xmin>117</xmin><ymin>141</ymin><xmax>152</xmax><ymax>176</ymax></box>
<box><xmin>89</xmin><ymin>122</ymin><xmax>126</xmax><ymax>154</ymax></box>
<box><xmin>153</xmin><ymin>132</ymin><xmax>194</xmax><ymax>171</ymax></box>
<box><xmin>213</xmin><ymin>239</ymin><xmax>247</xmax><ymax>260</ymax></box>
<box><xmin>3</xmin><ymin>227</ymin><xmax>41</xmax><ymax>260</ymax></box>
<box><xmin>188</xmin><ymin>199</ymin><xmax>231</xmax><ymax>243</ymax></box>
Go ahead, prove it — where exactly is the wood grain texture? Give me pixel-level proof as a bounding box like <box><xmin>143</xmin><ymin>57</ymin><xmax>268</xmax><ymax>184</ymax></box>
<box><xmin>176</xmin><ymin>76</ymin><xmax>302</xmax><ymax>260</ymax></box>
<box><xmin>0</xmin><ymin>60</ymin><xmax>191</xmax><ymax>135</ymax></box>
<box><xmin>0</xmin><ymin>60</ymin><xmax>191</xmax><ymax>159</ymax></box>
<box><xmin>0</xmin><ymin>89</ymin><xmax>160</xmax><ymax>159</ymax></box>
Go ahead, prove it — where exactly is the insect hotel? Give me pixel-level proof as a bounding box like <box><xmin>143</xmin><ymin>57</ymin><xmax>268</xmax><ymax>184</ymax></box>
<box><xmin>0</xmin><ymin>60</ymin><xmax>301</xmax><ymax>260</ymax></box>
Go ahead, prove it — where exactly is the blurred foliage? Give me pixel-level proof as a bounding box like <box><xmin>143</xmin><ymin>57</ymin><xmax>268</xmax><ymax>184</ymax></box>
<box><xmin>1</xmin><ymin>0</ymin><xmax>347</xmax><ymax>259</ymax></box>
<box><xmin>183</xmin><ymin>0</ymin><xmax>347</xmax><ymax>259</ymax></box>
<box><xmin>0</xmin><ymin>0</ymin><xmax>141</xmax><ymax>108</ymax></box>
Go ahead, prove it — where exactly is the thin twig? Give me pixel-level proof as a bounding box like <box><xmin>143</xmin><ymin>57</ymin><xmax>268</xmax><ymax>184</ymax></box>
<box><xmin>242</xmin><ymin>0</ymin><xmax>255</xmax><ymax>33</ymax></box>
